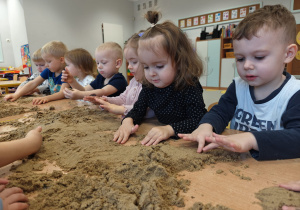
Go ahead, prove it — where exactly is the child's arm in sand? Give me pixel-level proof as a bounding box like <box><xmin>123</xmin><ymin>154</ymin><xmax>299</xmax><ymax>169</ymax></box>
<box><xmin>113</xmin><ymin>118</ymin><xmax>139</xmax><ymax>144</ymax></box>
<box><xmin>279</xmin><ymin>181</ymin><xmax>300</xmax><ymax>210</ymax></box>
<box><xmin>32</xmin><ymin>83</ymin><xmax>70</xmax><ymax>105</ymax></box>
<box><xmin>0</xmin><ymin>126</ymin><xmax>42</xmax><ymax>167</ymax></box>
<box><xmin>64</xmin><ymin>85</ymin><xmax>118</xmax><ymax>100</ymax></box>
<box><xmin>4</xmin><ymin>76</ymin><xmax>45</xmax><ymax>102</ymax></box>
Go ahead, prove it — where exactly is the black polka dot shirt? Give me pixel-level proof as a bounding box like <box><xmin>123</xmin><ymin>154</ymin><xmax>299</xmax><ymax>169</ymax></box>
<box><xmin>124</xmin><ymin>81</ymin><xmax>207</xmax><ymax>138</ymax></box>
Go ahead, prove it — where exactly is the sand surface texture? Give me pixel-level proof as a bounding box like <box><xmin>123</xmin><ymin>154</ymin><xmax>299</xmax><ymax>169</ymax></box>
<box><xmin>0</xmin><ymin>96</ymin><xmax>299</xmax><ymax>210</ymax></box>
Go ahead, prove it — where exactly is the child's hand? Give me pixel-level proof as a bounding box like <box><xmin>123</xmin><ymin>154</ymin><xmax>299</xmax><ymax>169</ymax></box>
<box><xmin>25</xmin><ymin>126</ymin><xmax>43</xmax><ymax>154</ymax></box>
<box><xmin>61</xmin><ymin>69</ymin><xmax>74</xmax><ymax>84</ymax></box>
<box><xmin>0</xmin><ymin>187</ymin><xmax>29</xmax><ymax>210</ymax></box>
<box><xmin>178</xmin><ymin>123</ymin><xmax>215</xmax><ymax>153</ymax></box>
<box><xmin>0</xmin><ymin>179</ymin><xmax>8</xmax><ymax>192</ymax></box>
<box><xmin>98</xmin><ymin>99</ymin><xmax>126</xmax><ymax>115</ymax></box>
<box><xmin>63</xmin><ymin>88</ymin><xmax>83</xmax><ymax>100</ymax></box>
<box><xmin>279</xmin><ymin>180</ymin><xmax>300</xmax><ymax>192</ymax></box>
<box><xmin>204</xmin><ymin>132</ymin><xmax>258</xmax><ymax>153</ymax></box>
<box><xmin>3</xmin><ymin>94</ymin><xmax>19</xmax><ymax>102</ymax></box>
<box><xmin>83</xmin><ymin>96</ymin><xmax>101</xmax><ymax>105</ymax></box>
<box><xmin>32</xmin><ymin>97</ymin><xmax>49</xmax><ymax>105</ymax></box>
<box><xmin>113</xmin><ymin>118</ymin><xmax>139</xmax><ymax>144</ymax></box>
<box><xmin>141</xmin><ymin>125</ymin><xmax>174</xmax><ymax>146</ymax></box>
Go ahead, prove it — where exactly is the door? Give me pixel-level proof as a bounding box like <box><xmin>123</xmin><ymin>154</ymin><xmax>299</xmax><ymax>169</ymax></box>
<box><xmin>206</xmin><ymin>39</ymin><xmax>220</xmax><ymax>87</ymax></box>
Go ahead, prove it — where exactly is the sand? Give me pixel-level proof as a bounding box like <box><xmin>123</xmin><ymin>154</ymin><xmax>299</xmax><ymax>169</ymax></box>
<box><xmin>0</xmin><ymin>96</ymin><xmax>299</xmax><ymax>209</ymax></box>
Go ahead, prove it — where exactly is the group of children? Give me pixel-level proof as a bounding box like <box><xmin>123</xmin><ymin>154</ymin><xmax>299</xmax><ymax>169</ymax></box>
<box><xmin>0</xmin><ymin>4</ymin><xmax>300</xmax><ymax>210</ymax></box>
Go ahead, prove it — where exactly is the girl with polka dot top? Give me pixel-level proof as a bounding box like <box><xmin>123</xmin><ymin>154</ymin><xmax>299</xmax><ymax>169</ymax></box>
<box><xmin>113</xmin><ymin>11</ymin><xmax>207</xmax><ymax>146</ymax></box>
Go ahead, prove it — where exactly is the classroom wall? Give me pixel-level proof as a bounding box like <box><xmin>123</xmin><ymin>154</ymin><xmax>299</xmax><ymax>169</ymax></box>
<box><xmin>0</xmin><ymin>0</ymin><xmax>17</xmax><ymax>67</ymax></box>
<box><xmin>132</xmin><ymin>0</ymin><xmax>299</xmax><ymax>46</ymax></box>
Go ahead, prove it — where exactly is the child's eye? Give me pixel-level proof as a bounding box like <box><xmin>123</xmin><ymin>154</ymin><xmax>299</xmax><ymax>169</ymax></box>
<box><xmin>144</xmin><ymin>66</ymin><xmax>149</xmax><ymax>70</ymax></box>
<box><xmin>255</xmin><ymin>56</ymin><xmax>265</xmax><ymax>60</ymax></box>
<box><xmin>156</xmin><ymin>65</ymin><xmax>164</xmax><ymax>69</ymax></box>
<box><xmin>236</xmin><ymin>58</ymin><xmax>244</xmax><ymax>62</ymax></box>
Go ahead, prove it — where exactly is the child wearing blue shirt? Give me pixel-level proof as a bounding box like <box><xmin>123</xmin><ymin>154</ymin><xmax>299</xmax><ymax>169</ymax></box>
<box><xmin>4</xmin><ymin>41</ymin><xmax>70</xmax><ymax>105</ymax></box>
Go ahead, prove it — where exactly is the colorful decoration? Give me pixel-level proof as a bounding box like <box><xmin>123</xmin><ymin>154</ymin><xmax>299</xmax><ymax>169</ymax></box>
<box><xmin>21</xmin><ymin>44</ymin><xmax>32</xmax><ymax>76</ymax></box>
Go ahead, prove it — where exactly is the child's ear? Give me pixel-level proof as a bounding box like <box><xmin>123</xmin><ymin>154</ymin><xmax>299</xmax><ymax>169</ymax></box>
<box><xmin>60</xmin><ymin>57</ymin><xmax>65</xmax><ymax>64</ymax></box>
<box><xmin>284</xmin><ymin>44</ymin><xmax>298</xmax><ymax>63</ymax></box>
<box><xmin>116</xmin><ymin>59</ymin><xmax>123</xmax><ymax>68</ymax></box>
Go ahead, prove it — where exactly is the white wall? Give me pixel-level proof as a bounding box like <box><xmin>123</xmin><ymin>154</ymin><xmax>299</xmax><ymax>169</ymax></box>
<box><xmin>0</xmin><ymin>0</ymin><xmax>15</xmax><ymax>67</ymax></box>
<box><xmin>23</xmin><ymin>0</ymin><xmax>134</xmax><ymax>74</ymax></box>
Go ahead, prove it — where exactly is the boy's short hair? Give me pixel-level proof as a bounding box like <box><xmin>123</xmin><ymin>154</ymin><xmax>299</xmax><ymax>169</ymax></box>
<box><xmin>95</xmin><ymin>42</ymin><xmax>123</xmax><ymax>61</ymax></box>
<box><xmin>41</xmin><ymin>41</ymin><xmax>68</xmax><ymax>58</ymax></box>
<box><xmin>32</xmin><ymin>48</ymin><xmax>44</xmax><ymax>62</ymax></box>
<box><xmin>233</xmin><ymin>4</ymin><xmax>296</xmax><ymax>44</ymax></box>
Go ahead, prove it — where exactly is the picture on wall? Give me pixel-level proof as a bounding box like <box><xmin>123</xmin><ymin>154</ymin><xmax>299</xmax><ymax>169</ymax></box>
<box><xmin>240</xmin><ymin>8</ymin><xmax>247</xmax><ymax>17</ymax></box>
<box><xmin>231</xmin><ymin>9</ymin><xmax>238</xmax><ymax>19</ymax></box>
<box><xmin>208</xmin><ymin>14</ymin><xmax>213</xmax><ymax>23</ymax></box>
<box><xmin>249</xmin><ymin>6</ymin><xmax>256</xmax><ymax>13</ymax></box>
<box><xmin>143</xmin><ymin>3</ymin><xmax>146</xmax><ymax>9</ymax></box>
<box><xmin>223</xmin><ymin>11</ymin><xmax>229</xmax><ymax>20</ymax></box>
<box><xmin>187</xmin><ymin>19</ymin><xmax>192</xmax><ymax>27</ymax></box>
<box><xmin>180</xmin><ymin>20</ymin><xmax>185</xmax><ymax>28</ymax></box>
<box><xmin>200</xmin><ymin>16</ymin><xmax>206</xmax><ymax>24</ymax></box>
<box><xmin>215</xmin><ymin>13</ymin><xmax>221</xmax><ymax>22</ymax></box>
<box><xmin>193</xmin><ymin>17</ymin><xmax>199</xmax><ymax>25</ymax></box>
<box><xmin>21</xmin><ymin>44</ymin><xmax>32</xmax><ymax>76</ymax></box>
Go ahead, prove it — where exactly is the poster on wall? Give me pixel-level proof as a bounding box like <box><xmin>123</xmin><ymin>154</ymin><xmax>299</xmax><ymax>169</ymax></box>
<box><xmin>249</xmin><ymin>6</ymin><xmax>256</xmax><ymax>13</ymax></box>
<box><xmin>223</xmin><ymin>11</ymin><xmax>229</xmax><ymax>20</ymax></box>
<box><xmin>240</xmin><ymin>8</ymin><xmax>247</xmax><ymax>17</ymax></box>
<box><xmin>187</xmin><ymin>19</ymin><xmax>192</xmax><ymax>27</ymax></box>
<box><xmin>231</xmin><ymin>9</ymin><xmax>238</xmax><ymax>19</ymax></box>
<box><xmin>200</xmin><ymin>16</ymin><xmax>206</xmax><ymax>24</ymax></box>
<box><xmin>208</xmin><ymin>14</ymin><xmax>213</xmax><ymax>23</ymax></box>
<box><xmin>21</xmin><ymin>44</ymin><xmax>32</xmax><ymax>76</ymax></box>
<box><xmin>193</xmin><ymin>17</ymin><xmax>199</xmax><ymax>25</ymax></box>
<box><xmin>215</xmin><ymin>13</ymin><xmax>221</xmax><ymax>22</ymax></box>
<box><xmin>180</xmin><ymin>20</ymin><xmax>185</xmax><ymax>28</ymax></box>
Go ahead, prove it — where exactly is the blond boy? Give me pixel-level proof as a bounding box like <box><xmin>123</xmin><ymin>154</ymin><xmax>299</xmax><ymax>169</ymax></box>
<box><xmin>62</xmin><ymin>42</ymin><xmax>127</xmax><ymax>100</ymax></box>
<box><xmin>16</xmin><ymin>48</ymin><xmax>50</xmax><ymax>95</ymax></box>
<box><xmin>179</xmin><ymin>5</ymin><xmax>300</xmax><ymax>161</ymax></box>
<box><xmin>4</xmin><ymin>41</ymin><xmax>70</xmax><ymax>105</ymax></box>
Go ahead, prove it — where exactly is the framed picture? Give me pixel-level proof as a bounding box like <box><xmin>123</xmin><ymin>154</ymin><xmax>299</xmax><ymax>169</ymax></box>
<box><xmin>231</xmin><ymin>9</ymin><xmax>238</xmax><ymax>19</ymax></box>
<box><xmin>240</xmin><ymin>8</ymin><xmax>247</xmax><ymax>17</ymax></box>
<box><xmin>180</xmin><ymin>20</ymin><xmax>185</xmax><ymax>28</ymax></box>
<box><xmin>187</xmin><ymin>19</ymin><xmax>192</xmax><ymax>27</ymax></box>
<box><xmin>208</xmin><ymin>14</ymin><xmax>213</xmax><ymax>23</ymax></box>
<box><xmin>193</xmin><ymin>17</ymin><xmax>199</xmax><ymax>26</ymax></box>
<box><xmin>200</xmin><ymin>16</ymin><xmax>206</xmax><ymax>24</ymax></box>
<box><xmin>143</xmin><ymin>3</ymin><xmax>146</xmax><ymax>9</ymax></box>
<box><xmin>149</xmin><ymin>1</ymin><xmax>152</xmax><ymax>8</ymax></box>
<box><xmin>215</xmin><ymin>13</ymin><xmax>221</xmax><ymax>22</ymax></box>
<box><xmin>249</xmin><ymin>6</ymin><xmax>256</xmax><ymax>13</ymax></box>
<box><xmin>137</xmin><ymin>4</ymin><xmax>140</xmax><ymax>11</ymax></box>
<box><xmin>223</xmin><ymin>11</ymin><xmax>229</xmax><ymax>21</ymax></box>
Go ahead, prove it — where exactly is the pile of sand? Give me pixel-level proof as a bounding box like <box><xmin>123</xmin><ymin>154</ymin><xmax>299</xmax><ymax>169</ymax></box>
<box><xmin>0</xmin><ymin>97</ymin><xmax>299</xmax><ymax>209</ymax></box>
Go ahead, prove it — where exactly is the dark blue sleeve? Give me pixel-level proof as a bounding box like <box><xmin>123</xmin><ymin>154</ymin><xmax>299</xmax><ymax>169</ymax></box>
<box><xmin>107</xmin><ymin>73</ymin><xmax>127</xmax><ymax>96</ymax></box>
<box><xmin>40</xmin><ymin>68</ymin><xmax>50</xmax><ymax>80</ymax></box>
<box><xmin>250</xmin><ymin>90</ymin><xmax>300</xmax><ymax>160</ymax></box>
<box><xmin>90</xmin><ymin>74</ymin><xmax>104</xmax><ymax>89</ymax></box>
<box><xmin>200</xmin><ymin>81</ymin><xmax>238</xmax><ymax>133</ymax></box>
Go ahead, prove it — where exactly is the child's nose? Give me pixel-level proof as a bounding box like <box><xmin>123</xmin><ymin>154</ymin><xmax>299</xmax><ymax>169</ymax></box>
<box><xmin>149</xmin><ymin>68</ymin><xmax>156</xmax><ymax>76</ymax></box>
<box><xmin>243</xmin><ymin>59</ymin><xmax>254</xmax><ymax>70</ymax></box>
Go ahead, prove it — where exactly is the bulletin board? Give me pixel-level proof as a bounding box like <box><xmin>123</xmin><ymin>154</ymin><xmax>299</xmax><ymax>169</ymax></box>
<box><xmin>178</xmin><ymin>3</ymin><xmax>260</xmax><ymax>29</ymax></box>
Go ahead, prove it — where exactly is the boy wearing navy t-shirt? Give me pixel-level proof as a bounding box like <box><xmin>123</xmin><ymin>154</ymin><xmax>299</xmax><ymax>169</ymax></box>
<box><xmin>63</xmin><ymin>42</ymin><xmax>127</xmax><ymax>100</ymax></box>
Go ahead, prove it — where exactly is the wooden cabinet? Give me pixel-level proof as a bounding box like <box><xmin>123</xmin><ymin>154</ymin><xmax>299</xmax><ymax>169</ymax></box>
<box><xmin>196</xmin><ymin>38</ymin><xmax>221</xmax><ymax>88</ymax></box>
